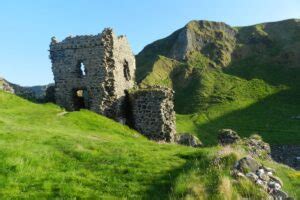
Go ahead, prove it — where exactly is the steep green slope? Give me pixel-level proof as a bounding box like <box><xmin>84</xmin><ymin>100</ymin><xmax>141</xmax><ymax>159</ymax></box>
<box><xmin>136</xmin><ymin>19</ymin><xmax>300</xmax><ymax>145</ymax></box>
<box><xmin>0</xmin><ymin>91</ymin><xmax>299</xmax><ymax>199</ymax></box>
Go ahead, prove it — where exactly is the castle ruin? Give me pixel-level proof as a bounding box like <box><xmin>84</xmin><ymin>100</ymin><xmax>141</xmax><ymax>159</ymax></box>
<box><xmin>49</xmin><ymin>28</ymin><xmax>176</xmax><ymax>142</ymax></box>
<box><xmin>49</xmin><ymin>29</ymin><xmax>135</xmax><ymax>120</ymax></box>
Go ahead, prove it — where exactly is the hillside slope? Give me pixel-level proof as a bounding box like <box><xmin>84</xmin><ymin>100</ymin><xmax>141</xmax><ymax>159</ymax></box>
<box><xmin>0</xmin><ymin>91</ymin><xmax>299</xmax><ymax>199</ymax></box>
<box><xmin>136</xmin><ymin>19</ymin><xmax>300</xmax><ymax>145</ymax></box>
<box><xmin>0</xmin><ymin>91</ymin><xmax>190</xmax><ymax>199</ymax></box>
<box><xmin>0</xmin><ymin>77</ymin><xmax>53</xmax><ymax>102</ymax></box>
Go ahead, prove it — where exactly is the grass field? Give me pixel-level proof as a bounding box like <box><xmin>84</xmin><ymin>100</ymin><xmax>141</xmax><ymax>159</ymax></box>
<box><xmin>0</xmin><ymin>91</ymin><xmax>299</xmax><ymax>199</ymax></box>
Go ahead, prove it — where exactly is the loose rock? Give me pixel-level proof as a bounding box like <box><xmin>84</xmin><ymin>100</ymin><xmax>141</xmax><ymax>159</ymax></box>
<box><xmin>244</xmin><ymin>135</ymin><xmax>271</xmax><ymax>159</ymax></box>
<box><xmin>175</xmin><ymin>133</ymin><xmax>202</xmax><ymax>147</ymax></box>
<box><xmin>218</xmin><ymin>129</ymin><xmax>240</xmax><ymax>145</ymax></box>
<box><xmin>235</xmin><ymin>157</ymin><xmax>260</xmax><ymax>173</ymax></box>
<box><xmin>233</xmin><ymin>157</ymin><xmax>291</xmax><ymax>199</ymax></box>
<box><xmin>246</xmin><ymin>172</ymin><xmax>258</xmax><ymax>182</ymax></box>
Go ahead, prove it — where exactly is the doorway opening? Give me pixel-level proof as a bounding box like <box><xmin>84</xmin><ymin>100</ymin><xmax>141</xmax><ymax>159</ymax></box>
<box><xmin>72</xmin><ymin>88</ymin><xmax>89</xmax><ymax>110</ymax></box>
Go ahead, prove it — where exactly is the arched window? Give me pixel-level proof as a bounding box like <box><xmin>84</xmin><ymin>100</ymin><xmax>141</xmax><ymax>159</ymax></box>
<box><xmin>123</xmin><ymin>60</ymin><xmax>131</xmax><ymax>81</ymax></box>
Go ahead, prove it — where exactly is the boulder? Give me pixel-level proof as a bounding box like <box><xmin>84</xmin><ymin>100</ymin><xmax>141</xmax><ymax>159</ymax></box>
<box><xmin>268</xmin><ymin>181</ymin><xmax>281</xmax><ymax>190</ymax></box>
<box><xmin>218</xmin><ymin>129</ymin><xmax>240</xmax><ymax>145</ymax></box>
<box><xmin>263</xmin><ymin>166</ymin><xmax>275</xmax><ymax>174</ymax></box>
<box><xmin>269</xmin><ymin>175</ymin><xmax>283</xmax><ymax>187</ymax></box>
<box><xmin>175</xmin><ymin>133</ymin><xmax>202</xmax><ymax>147</ymax></box>
<box><xmin>271</xmin><ymin>190</ymin><xmax>289</xmax><ymax>200</ymax></box>
<box><xmin>246</xmin><ymin>172</ymin><xmax>258</xmax><ymax>182</ymax></box>
<box><xmin>235</xmin><ymin>157</ymin><xmax>260</xmax><ymax>173</ymax></box>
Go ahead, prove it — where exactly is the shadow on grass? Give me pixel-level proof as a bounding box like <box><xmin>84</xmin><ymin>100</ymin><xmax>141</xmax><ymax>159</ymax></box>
<box><xmin>194</xmin><ymin>88</ymin><xmax>300</xmax><ymax>146</ymax></box>
<box><xmin>142</xmin><ymin>151</ymin><xmax>211</xmax><ymax>200</ymax></box>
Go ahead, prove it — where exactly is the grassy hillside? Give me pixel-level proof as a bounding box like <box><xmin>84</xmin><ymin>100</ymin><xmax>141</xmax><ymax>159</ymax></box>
<box><xmin>136</xmin><ymin>19</ymin><xmax>300</xmax><ymax>146</ymax></box>
<box><xmin>0</xmin><ymin>91</ymin><xmax>299</xmax><ymax>199</ymax></box>
<box><xmin>0</xmin><ymin>91</ymin><xmax>190</xmax><ymax>199</ymax></box>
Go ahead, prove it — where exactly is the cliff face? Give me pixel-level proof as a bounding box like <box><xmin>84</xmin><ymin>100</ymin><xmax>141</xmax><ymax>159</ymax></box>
<box><xmin>168</xmin><ymin>20</ymin><xmax>237</xmax><ymax>66</ymax></box>
<box><xmin>137</xmin><ymin>19</ymin><xmax>300</xmax><ymax>70</ymax></box>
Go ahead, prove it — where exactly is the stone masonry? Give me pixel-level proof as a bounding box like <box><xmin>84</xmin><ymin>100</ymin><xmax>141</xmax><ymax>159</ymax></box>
<box><xmin>50</xmin><ymin>28</ymin><xmax>135</xmax><ymax>120</ymax></box>
<box><xmin>50</xmin><ymin>28</ymin><xmax>176</xmax><ymax>142</ymax></box>
<box><xmin>129</xmin><ymin>87</ymin><xmax>176</xmax><ymax>142</ymax></box>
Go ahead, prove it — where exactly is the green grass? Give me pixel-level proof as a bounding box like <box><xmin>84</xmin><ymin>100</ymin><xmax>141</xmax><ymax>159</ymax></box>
<box><xmin>176</xmin><ymin>89</ymin><xmax>300</xmax><ymax>145</ymax></box>
<box><xmin>136</xmin><ymin>19</ymin><xmax>300</xmax><ymax>146</ymax></box>
<box><xmin>1</xmin><ymin>91</ymin><xmax>299</xmax><ymax>199</ymax></box>
<box><xmin>139</xmin><ymin>56</ymin><xmax>300</xmax><ymax>145</ymax></box>
<box><xmin>0</xmin><ymin>91</ymin><xmax>194</xmax><ymax>199</ymax></box>
<box><xmin>169</xmin><ymin>145</ymin><xmax>300</xmax><ymax>199</ymax></box>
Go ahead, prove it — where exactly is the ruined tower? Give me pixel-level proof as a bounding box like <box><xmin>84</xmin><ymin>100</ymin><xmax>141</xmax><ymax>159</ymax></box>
<box><xmin>49</xmin><ymin>29</ymin><xmax>135</xmax><ymax>120</ymax></box>
<box><xmin>50</xmin><ymin>28</ymin><xmax>176</xmax><ymax>142</ymax></box>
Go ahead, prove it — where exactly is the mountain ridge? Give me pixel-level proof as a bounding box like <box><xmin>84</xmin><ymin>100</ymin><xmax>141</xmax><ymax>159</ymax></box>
<box><xmin>137</xmin><ymin>18</ymin><xmax>300</xmax><ymax>80</ymax></box>
<box><xmin>136</xmin><ymin>18</ymin><xmax>300</xmax><ymax>109</ymax></box>
<box><xmin>0</xmin><ymin>77</ymin><xmax>54</xmax><ymax>102</ymax></box>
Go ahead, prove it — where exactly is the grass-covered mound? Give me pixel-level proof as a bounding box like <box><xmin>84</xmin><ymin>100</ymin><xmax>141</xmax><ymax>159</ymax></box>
<box><xmin>0</xmin><ymin>91</ymin><xmax>299</xmax><ymax>199</ymax></box>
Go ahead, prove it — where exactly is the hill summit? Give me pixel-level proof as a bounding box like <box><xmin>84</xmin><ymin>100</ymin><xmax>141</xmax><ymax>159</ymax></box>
<box><xmin>137</xmin><ymin>19</ymin><xmax>300</xmax><ymax>81</ymax></box>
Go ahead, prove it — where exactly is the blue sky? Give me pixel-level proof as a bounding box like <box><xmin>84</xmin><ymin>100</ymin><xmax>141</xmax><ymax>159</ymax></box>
<box><xmin>0</xmin><ymin>0</ymin><xmax>299</xmax><ymax>86</ymax></box>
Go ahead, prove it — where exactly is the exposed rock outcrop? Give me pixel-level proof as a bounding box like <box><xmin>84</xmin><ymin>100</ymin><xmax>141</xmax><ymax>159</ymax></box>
<box><xmin>218</xmin><ymin>129</ymin><xmax>240</xmax><ymax>145</ymax></box>
<box><xmin>233</xmin><ymin>157</ymin><xmax>291</xmax><ymax>200</ymax></box>
<box><xmin>169</xmin><ymin>20</ymin><xmax>237</xmax><ymax>67</ymax></box>
<box><xmin>243</xmin><ymin>135</ymin><xmax>271</xmax><ymax>160</ymax></box>
<box><xmin>175</xmin><ymin>133</ymin><xmax>202</xmax><ymax>147</ymax></box>
<box><xmin>0</xmin><ymin>78</ymin><xmax>14</xmax><ymax>93</ymax></box>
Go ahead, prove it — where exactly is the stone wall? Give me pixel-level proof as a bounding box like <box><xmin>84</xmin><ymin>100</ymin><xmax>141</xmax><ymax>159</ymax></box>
<box><xmin>49</xmin><ymin>28</ymin><xmax>135</xmax><ymax>120</ymax></box>
<box><xmin>129</xmin><ymin>86</ymin><xmax>176</xmax><ymax>142</ymax></box>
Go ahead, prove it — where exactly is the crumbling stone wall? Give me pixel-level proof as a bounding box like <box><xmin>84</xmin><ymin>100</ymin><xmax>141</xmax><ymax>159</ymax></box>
<box><xmin>129</xmin><ymin>86</ymin><xmax>176</xmax><ymax>142</ymax></box>
<box><xmin>49</xmin><ymin>28</ymin><xmax>135</xmax><ymax>120</ymax></box>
